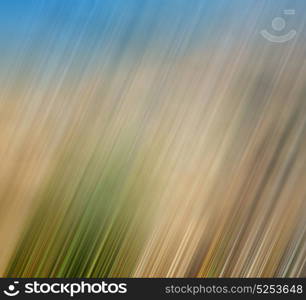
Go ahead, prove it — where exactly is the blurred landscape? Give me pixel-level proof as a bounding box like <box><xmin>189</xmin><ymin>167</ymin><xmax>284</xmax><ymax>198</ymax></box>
<box><xmin>0</xmin><ymin>0</ymin><xmax>305</xmax><ymax>277</ymax></box>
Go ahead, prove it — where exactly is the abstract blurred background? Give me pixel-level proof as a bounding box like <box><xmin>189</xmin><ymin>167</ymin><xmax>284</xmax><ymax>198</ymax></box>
<box><xmin>0</xmin><ymin>0</ymin><xmax>305</xmax><ymax>277</ymax></box>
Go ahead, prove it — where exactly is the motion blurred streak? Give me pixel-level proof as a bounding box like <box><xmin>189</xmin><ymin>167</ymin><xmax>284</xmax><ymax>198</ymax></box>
<box><xmin>0</xmin><ymin>0</ymin><xmax>305</xmax><ymax>277</ymax></box>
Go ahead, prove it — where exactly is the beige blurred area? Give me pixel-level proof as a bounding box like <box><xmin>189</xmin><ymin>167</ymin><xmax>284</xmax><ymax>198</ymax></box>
<box><xmin>132</xmin><ymin>43</ymin><xmax>306</xmax><ymax>276</ymax></box>
<box><xmin>0</xmin><ymin>34</ymin><xmax>306</xmax><ymax>276</ymax></box>
<box><xmin>0</xmin><ymin>101</ymin><xmax>54</xmax><ymax>274</ymax></box>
